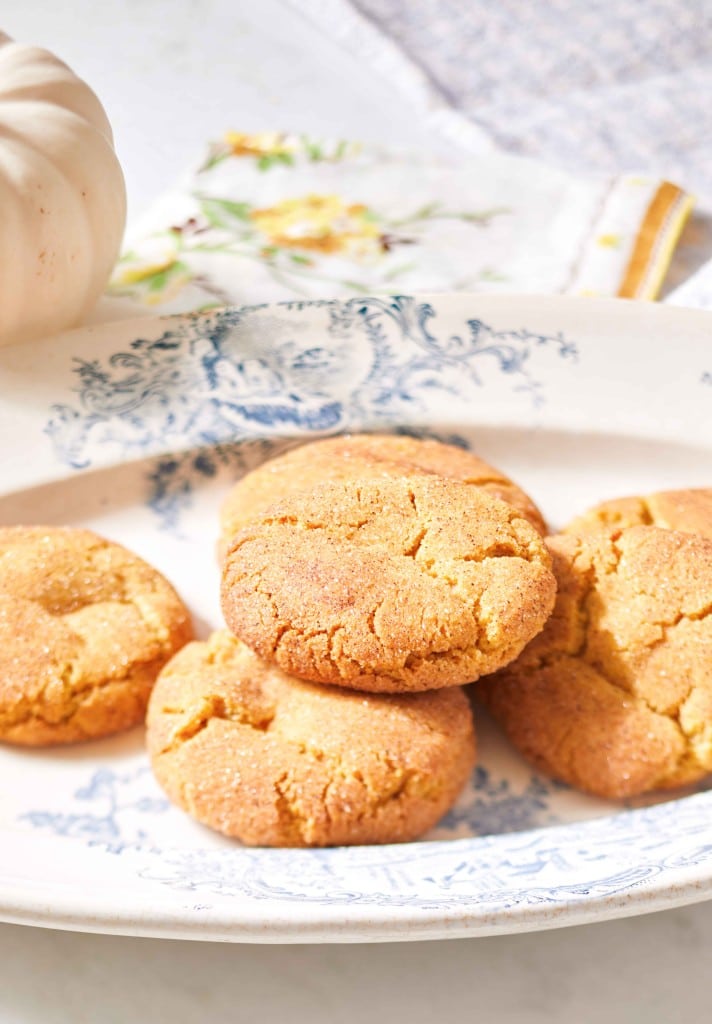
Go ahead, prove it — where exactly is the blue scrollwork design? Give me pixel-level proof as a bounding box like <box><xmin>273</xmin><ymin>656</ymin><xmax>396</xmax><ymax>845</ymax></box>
<box><xmin>19</xmin><ymin>758</ymin><xmax>712</xmax><ymax>912</ymax></box>
<box><xmin>45</xmin><ymin>296</ymin><xmax>577</xmax><ymax>471</ymax></box>
<box><xmin>42</xmin><ymin>296</ymin><xmax>578</xmax><ymax>531</ymax></box>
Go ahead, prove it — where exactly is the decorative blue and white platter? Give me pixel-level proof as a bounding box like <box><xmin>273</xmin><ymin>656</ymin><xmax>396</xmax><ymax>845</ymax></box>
<box><xmin>0</xmin><ymin>294</ymin><xmax>710</xmax><ymax>943</ymax></box>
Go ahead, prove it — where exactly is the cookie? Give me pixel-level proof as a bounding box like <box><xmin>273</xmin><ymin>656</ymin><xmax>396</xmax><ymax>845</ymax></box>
<box><xmin>566</xmin><ymin>488</ymin><xmax>712</xmax><ymax>541</ymax></box>
<box><xmin>0</xmin><ymin>526</ymin><xmax>193</xmax><ymax>745</ymax></box>
<box><xmin>146</xmin><ymin>631</ymin><xmax>476</xmax><ymax>846</ymax></box>
<box><xmin>221</xmin><ymin>475</ymin><xmax>556</xmax><ymax>693</ymax></box>
<box><xmin>218</xmin><ymin>433</ymin><xmax>546</xmax><ymax>557</ymax></box>
<box><xmin>477</xmin><ymin>526</ymin><xmax>712</xmax><ymax>798</ymax></box>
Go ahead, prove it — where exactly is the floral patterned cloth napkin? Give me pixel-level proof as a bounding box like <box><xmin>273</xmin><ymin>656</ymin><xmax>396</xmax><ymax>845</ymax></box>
<box><xmin>110</xmin><ymin>131</ymin><xmax>691</xmax><ymax>314</ymax></box>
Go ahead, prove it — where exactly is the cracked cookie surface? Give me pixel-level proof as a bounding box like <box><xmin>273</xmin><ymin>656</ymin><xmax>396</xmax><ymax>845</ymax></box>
<box><xmin>0</xmin><ymin>526</ymin><xmax>193</xmax><ymax>745</ymax></box>
<box><xmin>218</xmin><ymin>433</ymin><xmax>546</xmax><ymax>559</ymax></box>
<box><xmin>477</xmin><ymin>526</ymin><xmax>712</xmax><ymax>798</ymax></box>
<box><xmin>566</xmin><ymin>488</ymin><xmax>712</xmax><ymax>541</ymax></box>
<box><xmin>146</xmin><ymin>630</ymin><xmax>476</xmax><ymax>846</ymax></box>
<box><xmin>221</xmin><ymin>475</ymin><xmax>556</xmax><ymax>693</ymax></box>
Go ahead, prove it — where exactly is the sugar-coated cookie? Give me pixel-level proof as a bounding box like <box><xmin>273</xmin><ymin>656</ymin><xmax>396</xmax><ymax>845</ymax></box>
<box><xmin>0</xmin><ymin>527</ymin><xmax>193</xmax><ymax>745</ymax></box>
<box><xmin>565</xmin><ymin>488</ymin><xmax>712</xmax><ymax>541</ymax></box>
<box><xmin>218</xmin><ymin>433</ymin><xmax>546</xmax><ymax>557</ymax></box>
<box><xmin>477</xmin><ymin>526</ymin><xmax>712</xmax><ymax>798</ymax></box>
<box><xmin>221</xmin><ymin>475</ymin><xmax>556</xmax><ymax>693</ymax></box>
<box><xmin>146</xmin><ymin>631</ymin><xmax>476</xmax><ymax>847</ymax></box>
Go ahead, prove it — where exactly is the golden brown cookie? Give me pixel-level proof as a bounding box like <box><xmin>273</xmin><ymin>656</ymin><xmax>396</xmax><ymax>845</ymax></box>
<box><xmin>221</xmin><ymin>475</ymin><xmax>556</xmax><ymax>693</ymax></box>
<box><xmin>218</xmin><ymin>433</ymin><xmax>546</xmax><ymax>558</ymax></box>
<box><xmin>477</xmin><ymin>526</ymin><xmax>712</xmax><ymax>799</ymax></box>
<box><xmin>565</xmin><ymin>488</ymin><xmax>712</xmax><ymax>541</ymax></box>
<box><xmin>146</xmin><ymin>631</ymin><xmax>476</xmax><ymax>847</ymax></box>
<box><xmin>0</xmin><ymin>526</ymin><xmax>193</xmax><ymax>745</ymax></box>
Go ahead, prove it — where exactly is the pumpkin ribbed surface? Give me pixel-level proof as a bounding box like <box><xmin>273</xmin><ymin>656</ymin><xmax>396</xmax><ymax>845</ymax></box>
<box><xmin>0</xmin><ymin>35</ymin><xmax>126</xmax><ymax>346</ymax></box>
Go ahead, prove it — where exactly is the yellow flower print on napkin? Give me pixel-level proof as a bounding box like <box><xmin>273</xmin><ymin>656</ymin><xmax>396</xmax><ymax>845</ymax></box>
<box><xmin>201</xmin><ymin>132</ymin><xmax>358</xmax><ymax>172</ymax></box>
<box><xmin>249</xmin><ymin>194</ymin><xmax>383</xmax><ymax>256</ymax></box>
<box><xmin>113</xmin><ymin>254</ymin><xmax>192</xmax><ymax>305</ymax></box>
<box><xmin>112</xmin><ymin>131</ymin><xmax>511</xmax><ymax>307</ymax></box>
<box><xmin>225</xmin><ymin>131</ymin><xmax>295</xmax><ymax>159</ymax></box>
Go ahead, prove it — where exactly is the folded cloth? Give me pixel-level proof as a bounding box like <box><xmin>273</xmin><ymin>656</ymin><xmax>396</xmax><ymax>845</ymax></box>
<box><xmin>340</xmin><ymin>0</ymin><xmax>712</xmax><ymax>199</ymax></box>
<box><xmin>110</xmin><ymin>131</ymin><xmax>691</xmax><ymax>314</ymax></box>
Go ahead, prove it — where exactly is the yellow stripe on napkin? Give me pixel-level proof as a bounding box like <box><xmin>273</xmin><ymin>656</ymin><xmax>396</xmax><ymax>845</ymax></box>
<box><xmin>618</xmin><ymin>183</ymin><xmax>694</xmax><ymax>300</ymax></box>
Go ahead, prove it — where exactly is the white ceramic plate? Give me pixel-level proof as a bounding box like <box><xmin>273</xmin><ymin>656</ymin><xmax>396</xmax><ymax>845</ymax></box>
<box><xmin>0</xmin><ymin>294</ymin><xmax>711</xmax><ymax>943</ymax></box>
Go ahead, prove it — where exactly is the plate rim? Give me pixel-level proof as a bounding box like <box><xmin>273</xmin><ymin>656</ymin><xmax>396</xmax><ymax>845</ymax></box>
<box><xmin>2</xmin><ymin>790</ymin><xmax>712</xmax><ymax>943</ymax></box>
<box><xmin>1</xmin><ymin>291</ymin><xmax>711</xmax><ymax>942</ymax></box>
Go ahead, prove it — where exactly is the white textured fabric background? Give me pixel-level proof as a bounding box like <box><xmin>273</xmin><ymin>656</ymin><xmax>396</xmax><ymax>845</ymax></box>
<box><xmin>345</xmin><ymin>0</ymin><xmax>712</xmax><ymax>297</ymax></box>
<box><xmin>352</xmin><ymin>0</ymin><xmax>712</xmax><ymax>186</ymax></box>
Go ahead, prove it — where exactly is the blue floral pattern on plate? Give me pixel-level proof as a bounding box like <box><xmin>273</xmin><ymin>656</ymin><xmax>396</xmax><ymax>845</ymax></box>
<box><xmin>43</xmin><ymin>297</ymin><xmax>576</xmax><ymax>531</ymax></box>
<box><xmin>19</xmin><ymin>764</ymin><xmax>712</xmax><ymax>912</ymax></box>
<box><xmin>2</xmin><ymin>293</ymin><xmax>711</xmax><ymax>940</ymax></box>
<box><xmin>44</xmin><ymin>296</ymin><xmax>576</xmax><ymax>518</ymax></box>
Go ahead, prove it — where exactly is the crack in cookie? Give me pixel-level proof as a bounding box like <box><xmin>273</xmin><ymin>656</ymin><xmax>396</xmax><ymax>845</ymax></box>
<box><xmin>477</xmin><ymin>526</ymin><xmax>712</xmax><ymax>798</ymax></box>
<box><xmin>217</xmin><ymin>433</ymin><xmax>547</xmax><ymax>562</ymax></box>
<box><xmin>146</xmin><ymin>631</ymin><xmax>476</xmax><ymax>847</ymax></box>
<box><xmin>221</xmin><ymin>476</ymin><xmax>556</xmax><ymax>693</ymax></box>
<box><xmin>566</xmin><ymin>488</ymin><xmax>712</xmax><ymax>541</ymax></box>
<box><xmin>0</xmin><ymin>527</ymin><xmax>193</xmax><ymax>745</ymax></box>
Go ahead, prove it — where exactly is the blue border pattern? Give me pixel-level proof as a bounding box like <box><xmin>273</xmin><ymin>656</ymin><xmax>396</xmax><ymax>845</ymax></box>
<box><xmin>43</xmin><ymin>296</ymin><xmax>576</xmax><ymax>530</ymax></box>
<box><xmin>18</xmin><ymin>294</ymin><xmax>712</xmax><ymax>918</ymax></box>
<box><xmin>45</xmin><ymin>296</ymin><xmax>576</xmax><ymax>470</ymax></box>
<box><xmin>20</xmin><ymin>767</ymin><xmax>712</xmax><ymax>911</ymax></box>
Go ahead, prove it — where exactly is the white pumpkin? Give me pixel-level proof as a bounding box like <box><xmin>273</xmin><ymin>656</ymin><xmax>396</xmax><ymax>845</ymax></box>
<box><xmin>0</xmin><ymin>33</ymin><xmax>126</xmax><ymax>346</ymax></box>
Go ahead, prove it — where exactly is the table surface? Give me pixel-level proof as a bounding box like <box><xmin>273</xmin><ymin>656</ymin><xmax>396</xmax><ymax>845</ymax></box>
<box><xmin>3</xmin><ymin>2</ymin><xmax>712</xmax><ymax>1020</ymax></box>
